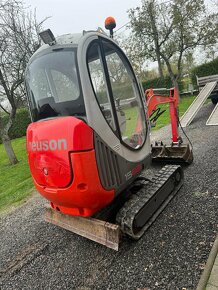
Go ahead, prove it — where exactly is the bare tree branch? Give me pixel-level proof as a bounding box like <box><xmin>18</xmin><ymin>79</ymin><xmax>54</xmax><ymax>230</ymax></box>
<box><xmin>0</xmin><ymin>0</ymin><xmax>47</xmax><ymax>164</ymax></box>
<box><xmin>128</xmin><ymin>0</ymin><xmax>218</xmax><ymax>96</ymax></box>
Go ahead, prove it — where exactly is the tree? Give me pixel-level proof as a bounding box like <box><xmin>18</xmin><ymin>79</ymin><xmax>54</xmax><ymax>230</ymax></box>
<box><xmin>0</xmin><ymin>0</ymin><xmax>46</xmax><ymax>164</ymax></box>
<box><xmin>129</xmin><ymin>0</ymin><xmax>218</xmax><ymax>94</ymax></box>
<box><xmin>128</xmin><ymin>0</ymin><xmax>172</xmax><ymax>78</ymax></box>
<box><xmin>117</xmin><ymin>33</ymin><xmax>149</xmax><ymax>79</ymax></box>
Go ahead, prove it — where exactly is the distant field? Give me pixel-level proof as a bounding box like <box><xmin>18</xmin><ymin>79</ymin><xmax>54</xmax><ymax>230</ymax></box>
<box><xmin>0</xmin><ymin>137</ymin><xmax>34</xmax><ymax>215</ymax></box>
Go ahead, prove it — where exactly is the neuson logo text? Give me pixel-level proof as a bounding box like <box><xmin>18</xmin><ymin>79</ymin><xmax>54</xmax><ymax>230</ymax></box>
<box><xmin>29</xmin><ymin>139</ymin><xmax>67</xmax><ymax>151</ymax></box>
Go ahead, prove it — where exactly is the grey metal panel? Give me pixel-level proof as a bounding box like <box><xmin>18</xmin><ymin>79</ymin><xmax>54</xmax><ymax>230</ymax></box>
<box><xmin>28</xmin><ymin>33</ymin><xmax>83</xmax><ymax>63</ymax></box>
<box><xmin>94</xmin><ymin>134</ymin><xmax>152</xmax><ymax>192</ymax></box>
<box><xmin>180</xmin><ymin>81</ymin><xmax>217</xmax><ymax>127</ymax></box>
<box><xmin>206</xmin><ymin>103</ymin><xmax>218</xmax><ymax>126</ymax></box>
<box><xmin>95</xmin><ymin>138</ymin><xmax>122</xmax><ymax>189</ymax></box>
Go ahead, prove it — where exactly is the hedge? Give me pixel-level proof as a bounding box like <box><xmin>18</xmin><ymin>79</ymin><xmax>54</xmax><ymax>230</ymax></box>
<box><xmin>97</xmin><ymin>83</ymin><xmax>139</xmax><ymax>104</ymax></box>
<box><xmin>191</xmin><ymin>57</ymin><xmax>218</xmax><ymax>85</ymax></box>
<box><xmin>142</xmin><ymin>75</ymin><xmax>184</xmax><ymax>92</ymax></box>
<box><xmin>0</xmin><ymin>108</ymin><xmax>31</xmax><ymax>142</ymax></box>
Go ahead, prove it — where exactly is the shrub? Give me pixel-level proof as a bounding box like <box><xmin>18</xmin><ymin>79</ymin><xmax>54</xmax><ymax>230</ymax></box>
<box><xmin>142</xmin><ymin>76</ymin><xmax>184</xmax><ymax>92</ymax></box>
<box><xmin>0</xmin><ymin>108</ymin><xmax>31</xmax><ymax>142</ymax></box>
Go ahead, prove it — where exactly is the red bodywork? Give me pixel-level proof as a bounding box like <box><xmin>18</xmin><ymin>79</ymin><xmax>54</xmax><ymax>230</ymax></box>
<box><xmin>145</xmin><ymin>88</ymin><xmax>179</xmax><ymax>143</ymax></box>
<box><xmin>26</xmin><ymin>117</ymin><xmax>115</xmax><ymax>217</ymax></box>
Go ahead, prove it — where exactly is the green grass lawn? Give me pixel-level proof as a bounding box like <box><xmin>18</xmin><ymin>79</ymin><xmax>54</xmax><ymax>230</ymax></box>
<box><xmin>0</xmin><ymin>136</ymin><xmax>34</xmax><ymax>215</ymax></box>
<box><xmin>151</xmin><ymin>94</ymin><xmax>197</xmax><ymax>130</ymax></box>
<box><xmin>123</xmin><ymin>95</ymin><xmax>197</xmax><ymax>134</ymax></box>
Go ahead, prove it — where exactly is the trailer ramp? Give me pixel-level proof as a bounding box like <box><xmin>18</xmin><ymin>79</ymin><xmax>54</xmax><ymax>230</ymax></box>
<box><xmin>180</xmin><ymin>81</ymin><xmax>217</xmax><ymax>127</ymax></box>
<box><xmin>206</xmin><ymin>103</ymin><xmax>218</xmax><ymax>126</ymax></box>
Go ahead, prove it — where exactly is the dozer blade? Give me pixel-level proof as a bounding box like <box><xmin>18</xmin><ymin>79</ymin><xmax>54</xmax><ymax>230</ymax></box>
<box><xmin>44</xmin><ymin>205</ymin><xmax>120</xmax><ymax>251</ymax></box>
<box><xmin>151</xmin><ymin>143</ymin><xmax>193</xmax><ymax>164</ymax></box>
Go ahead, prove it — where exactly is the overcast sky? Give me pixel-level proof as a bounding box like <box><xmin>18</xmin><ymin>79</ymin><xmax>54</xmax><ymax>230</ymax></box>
<box><xmin>23</xmin><ymin>0</ymin><xmax>216</xmax><ymax>68</ymax></box>
<box><xmin>24</xmin><ymin>0</ymin><xmax>142</xmax><ymax>36</ymax></box>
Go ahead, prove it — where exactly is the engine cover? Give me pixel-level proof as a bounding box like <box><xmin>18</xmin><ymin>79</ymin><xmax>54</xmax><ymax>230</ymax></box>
<box><xmin>27</xmin><ymin>116</ymin><xmax>93</xmax><ymax>188</ymax></box>
<box><xmin>26</xmin><ymin>116</ymin><xmax>115</xmax><ymax>217</ymax></box>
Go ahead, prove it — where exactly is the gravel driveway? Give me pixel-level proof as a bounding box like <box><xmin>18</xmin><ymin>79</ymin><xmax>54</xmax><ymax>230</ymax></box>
<box><xmin>0</xmin><ymin>103</ymin><xmax>217</xmax><ymax>290</ymax></box>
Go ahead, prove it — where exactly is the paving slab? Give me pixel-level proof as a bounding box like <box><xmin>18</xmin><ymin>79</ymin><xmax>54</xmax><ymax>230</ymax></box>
<box><xmin>206</xmin><ymin>284</ymin><xmax>218</xmax><ymax>290</ymax></box>
<box><xmin>215</xmin><ymin>254</ymin><xmax>218</xmax><ymax>266</ymax></box>
<box><xmin>208</xmin><ymin>264</ymin><xmax>218</xmax><ymax>288</ymax></box>
<box><xmin>197</xmin><ymin>236</ymin><xmax>218</xmax><ymax>290</ymax></box>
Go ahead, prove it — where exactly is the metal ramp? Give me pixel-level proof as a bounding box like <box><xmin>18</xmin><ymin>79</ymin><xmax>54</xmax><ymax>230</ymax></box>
<box><xmin>206</xmin><ymin>103</ymin><xmax>218</xmax><ymax>126</ymax></box>
<box><xmin>180</xmin><ymin>81</ymin><xmax>217</xmax><ymax>127</ymax></box>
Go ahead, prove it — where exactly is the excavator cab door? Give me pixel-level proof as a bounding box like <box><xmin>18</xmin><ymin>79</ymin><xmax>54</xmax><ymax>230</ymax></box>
<box><xmin>86</xmin><ymin>37</ymin><xmax>148</xmax><ymax>151</ymax></box>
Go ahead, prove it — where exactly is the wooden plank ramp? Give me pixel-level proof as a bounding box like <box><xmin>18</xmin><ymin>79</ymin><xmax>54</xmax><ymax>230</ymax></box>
<box><xmin>206</xmin><ymin>103</ymin><xmax>218</xmax><ymax>126</ymax></box>
<box><xmin>180</xmin><ymin>81</ymin><xmax>217</xmax><ymax>127</ymax></box>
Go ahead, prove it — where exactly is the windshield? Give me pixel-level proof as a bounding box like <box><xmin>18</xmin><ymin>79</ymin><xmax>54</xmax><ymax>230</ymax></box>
<box><xmin>26</xmin><ymin>49</ymin><xmax>85</xmax><ymax>121</ymax></box>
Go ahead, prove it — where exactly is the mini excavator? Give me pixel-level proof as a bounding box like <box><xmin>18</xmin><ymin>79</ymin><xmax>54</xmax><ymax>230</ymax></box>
<box><xmin>25</xmin><ymin>17</ymin><xmax>193</xmax><ymax>250</ymax></box>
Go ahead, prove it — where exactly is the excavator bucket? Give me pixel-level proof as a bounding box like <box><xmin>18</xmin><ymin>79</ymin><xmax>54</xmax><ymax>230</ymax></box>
<box><xmin>151</xmin><ymin>143</ymin><xmax>193</xmax><ymax>165</ymax></box>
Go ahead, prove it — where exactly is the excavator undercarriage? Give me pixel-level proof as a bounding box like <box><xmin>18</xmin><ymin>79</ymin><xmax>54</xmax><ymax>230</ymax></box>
<box><xmin>45</xmin><ymin>164</ymin><xmax>183</xmax><ymax>250</ymax></box>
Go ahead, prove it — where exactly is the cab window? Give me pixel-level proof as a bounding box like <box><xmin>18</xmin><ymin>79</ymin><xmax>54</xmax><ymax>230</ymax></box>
<box><xmin>102</xmin><ymin>40</ymin><xmax>146</xmax><ymax>149</ymax></box>
<box><xmin>87</xmin><ymin>42</ymin><xmax>116</xmax><ymax>131</ymax></box>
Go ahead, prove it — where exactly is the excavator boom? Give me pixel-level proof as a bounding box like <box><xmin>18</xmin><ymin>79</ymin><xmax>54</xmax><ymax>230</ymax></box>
<box><xmin>146</xmin><ymin>88</ymin><xmax>193</xmax><ymax>164</ymax></box>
